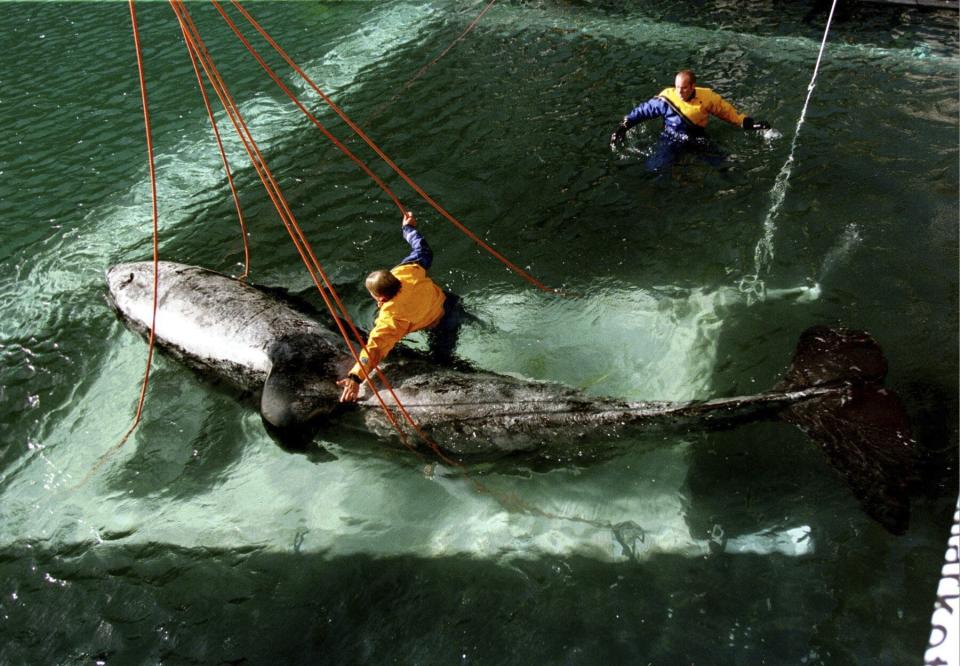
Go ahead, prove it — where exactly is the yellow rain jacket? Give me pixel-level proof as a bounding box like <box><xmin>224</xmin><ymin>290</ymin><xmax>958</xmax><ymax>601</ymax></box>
<box><xmin>349</xmin><ymin>262</ymin><xmax>446</xmax><ymax>380</ymax></box>
<box><xmin>658</xmin><ymin>86</ymin><xmax>746</xmax><ymax>128</ymax></box>
<box><xmin>624</xmin><ymin>86</ymin><xmax>746</xmax><ymax>137</ymax></box>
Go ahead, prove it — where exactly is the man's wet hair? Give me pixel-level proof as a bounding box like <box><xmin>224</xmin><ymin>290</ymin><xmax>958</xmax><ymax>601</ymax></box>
<box><xmin>366</xmin><ymin>270</ymin><xmax>402</xmax><ymax>299</ymax></box>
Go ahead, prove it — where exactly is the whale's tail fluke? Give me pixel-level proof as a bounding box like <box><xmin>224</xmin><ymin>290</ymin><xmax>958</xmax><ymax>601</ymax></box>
<box><xmin>777</xmin><ymin>326</ymin><xmax>916</xmax><ymax>534</ymax></box>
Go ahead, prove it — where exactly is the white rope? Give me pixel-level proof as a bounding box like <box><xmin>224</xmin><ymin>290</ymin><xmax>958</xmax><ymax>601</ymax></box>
<box><xmin>741</xmin><ymin>0</ymin><xmax>840</xmax><ymax>302</ymax></box>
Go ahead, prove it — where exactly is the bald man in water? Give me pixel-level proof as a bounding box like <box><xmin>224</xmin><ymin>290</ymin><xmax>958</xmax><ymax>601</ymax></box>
<box><xmin>611</xmin><ymin>70</ymin><xmax>769</xmax><ymax>148</ymax></box>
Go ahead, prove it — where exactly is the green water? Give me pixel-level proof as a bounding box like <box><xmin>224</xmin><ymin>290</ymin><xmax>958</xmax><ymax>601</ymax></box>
<box><xmin>1</xmin><ymin>1</ymin><xmax>957</xmax><ymax>663</ymax></box>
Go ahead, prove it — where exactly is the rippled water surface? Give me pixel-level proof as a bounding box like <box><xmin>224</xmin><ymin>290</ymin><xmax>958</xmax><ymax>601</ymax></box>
<box><xmin>1</xmin><ymin>1</ymin><xmax>957</xmax><ymax>663</ymax></box>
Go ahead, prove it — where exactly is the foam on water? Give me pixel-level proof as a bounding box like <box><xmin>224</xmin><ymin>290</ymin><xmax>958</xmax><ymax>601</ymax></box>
<box><xmin>455</xmin><ymin>281</ymin><xmax>817</xmax><ymax>400</ymax></box>
<box><xmin>819</xmin><ymin>223</ymin><xmax>862</xmax><ymax>282</ymax></box>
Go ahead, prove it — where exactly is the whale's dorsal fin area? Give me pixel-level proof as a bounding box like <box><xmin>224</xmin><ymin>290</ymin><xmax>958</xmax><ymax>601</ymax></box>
<box><xmin>778</xmin><ymin>326</ymin><xmax>916</xmax><ymax>534</ymax></box>
<box><xmin>261</xmin><ymin>333</ymin><xmax>343</xmax><ymax>431</ymax></box>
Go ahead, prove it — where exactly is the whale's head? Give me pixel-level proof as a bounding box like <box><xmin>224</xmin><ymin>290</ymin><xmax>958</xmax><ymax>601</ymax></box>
<box><xmin>107</xmin><ymin>261</ymin><xmax>349</xmax><ymax>435</ymax></box>
<box><xmin>105</xmin><ymin>262</ymin><xmax>165</xmax><ymax>328</ymax></box>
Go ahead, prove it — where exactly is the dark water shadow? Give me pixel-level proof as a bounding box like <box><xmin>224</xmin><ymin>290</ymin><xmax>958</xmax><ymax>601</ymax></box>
<box><xmin>0</xmin><ymin>539</ymin><xmax>936</xmax><ymax>665</ymax></box>
<box><xmin>99</xmin><ymin>367</ymin><xmax>256</xmax><ymax>501</ymax></box>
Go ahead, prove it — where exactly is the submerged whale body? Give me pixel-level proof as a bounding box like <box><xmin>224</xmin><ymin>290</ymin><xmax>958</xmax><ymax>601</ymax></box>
<box><xmin>106</xmin><ymin>261</ymin><xmax>916</xmax><ymax>533</ymax></box>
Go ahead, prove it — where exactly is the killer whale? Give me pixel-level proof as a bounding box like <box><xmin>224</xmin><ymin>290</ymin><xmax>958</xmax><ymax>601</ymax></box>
<box><xmin>105</xmin><ymin>261</ymin><xmax>916</xmax><ymax>533</ymax></box>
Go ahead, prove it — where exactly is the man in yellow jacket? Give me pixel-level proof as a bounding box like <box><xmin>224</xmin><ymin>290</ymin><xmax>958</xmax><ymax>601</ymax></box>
<box><xmin>611</xmin><ymin>69</ymin><xmax>770</xmax><ymax>143</ymax></box>
<box><xmin>338</xmin><ymin>211</ymin><xmax>462</xmax><ymax>403</ymax></box>
<box><xmin>610</xmin><ymin>69</ymin><xmax>769</xmax><ymax>170</ymax></box>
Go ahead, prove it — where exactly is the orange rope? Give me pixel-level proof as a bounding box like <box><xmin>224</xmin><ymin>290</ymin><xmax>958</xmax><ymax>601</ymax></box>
<box><xmin>172</xmin><ymin>0</ymin><xmax>444</xmax><ymax>456</ymax></box>
<box><xmin>99</xmin><ymin>5</ymin><xmax>612</xmax><ymax>533</ymax></box>
<box><xmin>227</xmin><ymin>0</ymin><xmax>562</xmax><ymax>296</ymax></box>
<box><xmin>365</xmin><ymin>0</ymin><xmax>499</xmax><ymax>126</ymax></box>
<box><xmin>82</xmin><ymin>0</ymin><xmax>162</xmax><ymax>481</ymax></box>
<box><xmin>182</xmin><ymin>25</ymin><xmax>251</xmax><ymax>279</ymax></box>
<box><xmin>94</xmin><ymin>0</ymin><xmax>615</xmax><ymax>529</ymax></box>
<box><xmin>127</xmin><ymin>0</ymin><xmax>160</xmax><ymax>430</ymax></box>
<box><xmin>173</xmin><ymin>3</ymin><xmax>400</xmax><ymax>424</ymax></box>
<box><xmin>209</xmin><ymin>4</ymin><xmax>616</xmax><ymax>516</ymax></box>
<box><xmin>200</xmin><ymin>1</ymin><xmax>478</xmax><ymax>464</ymax></box>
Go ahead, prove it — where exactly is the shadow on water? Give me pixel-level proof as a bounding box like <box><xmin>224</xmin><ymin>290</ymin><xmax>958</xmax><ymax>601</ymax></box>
<box><xmin>0</xmin><ymin>538</ymin><xmax>934</xmax><ymax>665</ymax></box>
<box><xmin>901</xmin><ymin>378</ymin><xmax>960</xmax><ymax>498</ymax></box>
<box><xmin>684</xmin><ymin>422</ymin><xmax>844</xmax><ymax>539</ymax></box>
<box><xmin>99</xmin><ymin>368</ymin><xmax>255</xmax><ymax>501</ymax></box>
<box><xmin>97</xmin><ymin>371</ymin><xmax>390</xmax><ymax>500</ymax></box>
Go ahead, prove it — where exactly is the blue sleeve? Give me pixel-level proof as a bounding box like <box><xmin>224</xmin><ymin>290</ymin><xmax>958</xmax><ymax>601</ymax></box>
<box><xmin>624</xmin><ymin>97</ymin><xmax>671</xmax><ymax>129</ymax></box>
<box><xmin>397</xmin><ymin>224</ymin><xmax>433</xmax><ymax>269</ymax></box>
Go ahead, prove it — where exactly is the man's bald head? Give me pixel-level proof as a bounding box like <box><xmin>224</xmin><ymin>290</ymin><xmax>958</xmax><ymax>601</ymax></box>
<box><xmin>675</xmin><ymin>70</ymin><xmax>696</xmax><ymax>101</ymax></box>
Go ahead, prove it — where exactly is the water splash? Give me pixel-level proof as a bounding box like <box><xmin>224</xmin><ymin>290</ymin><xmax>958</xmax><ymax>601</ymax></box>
<box><xmin>819</xmin><ymin>223</ymin><xmax>862</xmax><ymax>282</ymax></box>
<box><xmin>752</xmin><ymin>149</ymin><xmax>796</xmax><ymax>275</ymax></box>
<box><xmin>738</xmin><ymin>274</ymin><xmax>821</xmax><ymax>307</ymax></box>
<box><xmin>742</xmin><ymin>0</ymin><xmax>839</xmax><ymax>300</ymax></box>
<box><xmin>740</xmin><ymin>222</ymin><xmax>859</xmax><ymax>306</ymax></box>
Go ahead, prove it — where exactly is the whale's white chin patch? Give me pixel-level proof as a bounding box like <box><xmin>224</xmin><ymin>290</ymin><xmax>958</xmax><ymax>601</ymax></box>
<box><xmin>121</xmin><ymin>284</ymin><xmax>271</xmax><ymax>374</ymax></box>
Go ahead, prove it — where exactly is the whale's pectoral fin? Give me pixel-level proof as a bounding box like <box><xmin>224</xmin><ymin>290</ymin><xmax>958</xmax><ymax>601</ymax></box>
<box><xmin>260</xmin><ymin>335</ymin><xmax>341</xmax><ymax>433</ymax></box>
<box><xmin>778</xmin><ymin>326</ymin><xmax>916</xmax><ymax>534</ymax></box>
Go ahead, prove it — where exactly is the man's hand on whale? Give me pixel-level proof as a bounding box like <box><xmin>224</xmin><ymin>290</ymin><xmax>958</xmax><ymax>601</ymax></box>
<box><xmin>338</xmin><ymin>374</ymin><xmax>362</xmax><ymax>403</ymax></box>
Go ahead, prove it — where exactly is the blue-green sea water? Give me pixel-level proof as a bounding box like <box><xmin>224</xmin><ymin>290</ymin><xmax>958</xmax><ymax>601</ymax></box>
<box><xmin>1</xmin><ymin>1</ymin><xmax>957</xmax><ymax>663</ymax></box>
